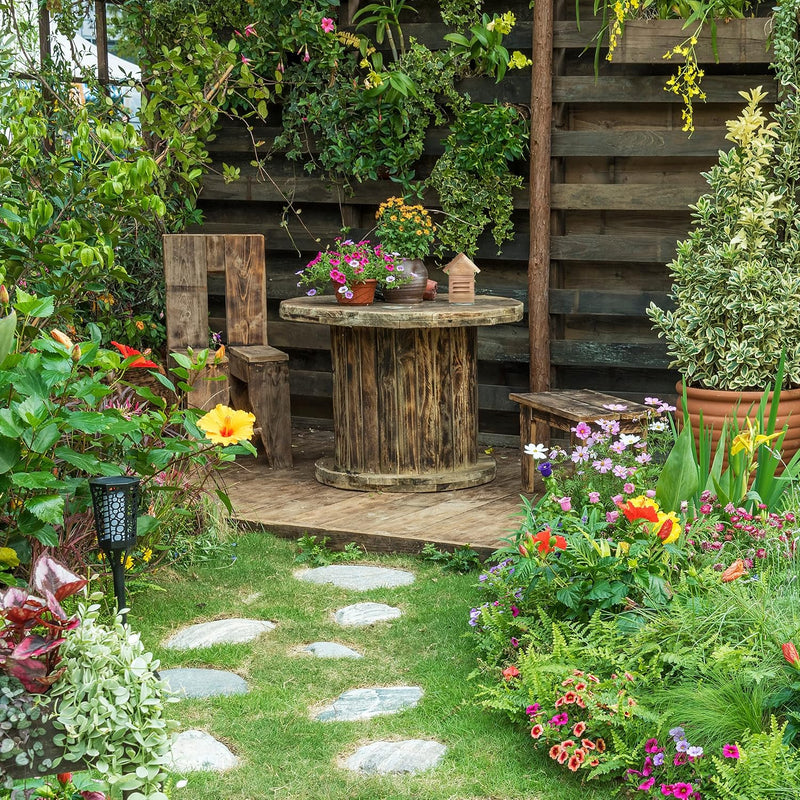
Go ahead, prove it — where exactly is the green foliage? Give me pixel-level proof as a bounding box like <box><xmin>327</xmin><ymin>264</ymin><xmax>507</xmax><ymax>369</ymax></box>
<box><xmin>429</xmin><ymin>102</ymin><xmax>528</xmax><ymax>256</ymax></box>
<box><xmin>420</xmin><ymin>542</ymin><xmax>482</xmax><ymax>573</ymax></box>
<box><xmin>444</xmin><ymin>11</ymin><xmax>515</xmax><ymax>82</ymax></box>
<box><xmin>0</xmin><ymin>676</ymin><xmax>49</xmax><ymax>785</ymax></box>
<box><xmin>49</xmin><ymin>602</ymin><xmax>179</xmax><ymax>800</ymax></box>
<box><xmin>648</xmin><ymin>73</ymin><xmax>800</xmax><ymax>390</ymax></box>
<box><xmin>293</xmin><ymin>534</ymin><xmax>365</xmax><ymax>567</ymax></box>
<box><xmin>353</xmin><ymin>0</ymin><xmax>417</xmax><ymax>62</ymax></box>
<box><xmin>0</xmin><ymin>296</ymin><xmax>253</xmax><ymax>580</ymax></box>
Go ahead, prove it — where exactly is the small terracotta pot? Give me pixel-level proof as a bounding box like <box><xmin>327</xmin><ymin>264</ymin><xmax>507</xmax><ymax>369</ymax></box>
<box><xmin>333</xmin><ymin>279</ymin><xmax>377</xmax><ymax>306</ymax></box>
<box><xmin>679</xmin><ymin>382</ymin><xmax>800</xmax><ymax>465</ymax></box>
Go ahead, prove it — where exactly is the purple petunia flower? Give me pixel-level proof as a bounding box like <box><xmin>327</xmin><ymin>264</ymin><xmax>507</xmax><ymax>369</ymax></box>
<box><xmin>538</xmin><ymin>461</ymin><xmax>553</xmax><ymax>478</ymax></box>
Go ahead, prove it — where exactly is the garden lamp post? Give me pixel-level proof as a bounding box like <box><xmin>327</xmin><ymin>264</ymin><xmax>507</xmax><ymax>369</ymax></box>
<box><xmin>89</xmin><ymin>476</ymin><xmax>140</xmax><ymax>624</ymax></box>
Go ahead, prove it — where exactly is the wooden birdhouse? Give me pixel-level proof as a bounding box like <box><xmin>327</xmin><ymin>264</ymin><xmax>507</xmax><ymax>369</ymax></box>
<box><xmin>443</xmin><ymin>253</ymin><xmax>480</xmax><ymax>304</ymax></box>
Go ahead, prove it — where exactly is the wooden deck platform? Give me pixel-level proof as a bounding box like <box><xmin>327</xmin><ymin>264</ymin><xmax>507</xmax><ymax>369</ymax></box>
<box><xmin>224</xmin><ymin>428</ymin><xmax>531</xmax><ymax>556</ymax></box>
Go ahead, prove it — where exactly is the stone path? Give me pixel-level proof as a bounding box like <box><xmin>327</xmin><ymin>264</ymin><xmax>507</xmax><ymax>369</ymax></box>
<box><xmin>164</xmin><ymin>564</ymin><xmax>445</xmax><ymax>776</ymax></box>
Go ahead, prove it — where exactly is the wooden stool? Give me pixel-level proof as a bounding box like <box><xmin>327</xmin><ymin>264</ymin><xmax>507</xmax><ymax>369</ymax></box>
<box><xmin>228</xmin><ymin>345</ymin><xmax>292</xmax><ymax>470</ymax></box>
<box><xmin>509</xmin><ymin>389</ymin><xmax>651</xmax><ymax>492</ymax></box>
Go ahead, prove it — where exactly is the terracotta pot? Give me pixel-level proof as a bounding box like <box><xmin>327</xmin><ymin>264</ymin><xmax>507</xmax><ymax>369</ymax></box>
<box><xmin>679</xmin><ymin>382</ymin><xmax>800</xmax><ymax>464</ymax></box>
<box><xmin>333</xmin><ymin>279</ymin><xmax>377</xmax><ymax>306</ymax></box>
<box><xmin>382</xmin><ymin>258</ymin><xmax>428</xmax><ymax>304</ymax></box>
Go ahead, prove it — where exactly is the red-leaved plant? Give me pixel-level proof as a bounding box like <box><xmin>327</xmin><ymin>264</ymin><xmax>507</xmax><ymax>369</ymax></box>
<box><xmin>0</xmin><ymin>555</ymin><xmax>87</xmax><ymax>693</ymax></box>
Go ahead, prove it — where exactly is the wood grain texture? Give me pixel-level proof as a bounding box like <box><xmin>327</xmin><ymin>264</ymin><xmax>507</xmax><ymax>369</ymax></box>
<box><xmin>224</xmin><ymin>234</ymin><xmax>268</xmax><ymax>346</ymax></box>
<box><xmin>163</xmin><ymin>234</ymin><xmax>209</xmax><ymax>352</ymax></box>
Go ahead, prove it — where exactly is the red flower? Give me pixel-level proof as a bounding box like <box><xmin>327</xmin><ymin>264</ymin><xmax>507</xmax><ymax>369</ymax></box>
<box><xmin>783</xmin><ymin>642</ymin><xmax>800</xmax><ymax>669</ymax></box>
<box><xmin>557</xmin><ymin>749</ymin><xmax>569</xmax><ymax>764</ymax></box>
<box><xmin>572</xmin><ymin>721</ymin><xmax>587</xmax><ymax>736</ymax></box>
<box><xmin>656</xmin><ymin>518</ymin><xmax>676</xmax><ymax>541</ymax></box>
<box><xmin>582</xmin><ymin>738</ymin><xmax>596</xmax><ymax>750</ymax></box>
<box><xmin>57</xmin><ymin>773</ymin><xmax>72</xmax><ymax>786</ymax></box>
<box><xmin>110</xmin><ymin>341</ymin><xmax>158</xmax><ymax>368</ymax></box>
<box><xmin>502</xmin><ymin>665</ymin><xmax>520</xmax><ymax>680</ymax></box>
<box><xmin>549</xmin><ymin>744</ymin><xmax>562</xmax><ymax>760</ymax></box>
<box><xmin>531</xmin><ymin>724</ymin><xmax>544</xmax><ymax>739</ymax></box>
<box><xmin>620</xmin><ymin>499</ymin><xmax>659</xmax><ymax>523</ymax></box>
<box><xmin>567</xmin><ymin>754</ymin><xmax>582</xmax><ymax>771</ymax></box>
<box><xmin>563</xmin><ymin>691</ymin><xmax>577</xmax><ymax>704</ymax></box>
<box><xmin>531</xmin><ymin>527</ymin><xmax>567</xmax><ymax>555</ymax></box>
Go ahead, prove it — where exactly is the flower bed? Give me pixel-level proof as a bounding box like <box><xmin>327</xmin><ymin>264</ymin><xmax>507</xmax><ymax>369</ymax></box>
<box><xmin>470</xmin><ymin>398</ymin><xmax>800</xmax><ymax>798</ymax></box>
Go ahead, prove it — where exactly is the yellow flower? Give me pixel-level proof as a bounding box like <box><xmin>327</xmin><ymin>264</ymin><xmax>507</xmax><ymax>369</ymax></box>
<box><xmin>142</xmin><ymin>547</ymin><xmax>153</xmax><ymax>563</ymax></box>
<box><xmin>135</xmin><ymin>320</ymin><xmax>145</xmax><ymax>331</ymax></box>
<box><xmin>124</xmin><ymin>555</ymin><xmax>134</xmax><ymax>570</ymax></box>
<box><xmin>197</xmin><ymin>404</ymin><xmax>256</xmax><ymax>446</ymax></box>
<box><xmin>730</xmin><ymin>418</ymin><xmax>782</xmax><ymax>458</ymax></box>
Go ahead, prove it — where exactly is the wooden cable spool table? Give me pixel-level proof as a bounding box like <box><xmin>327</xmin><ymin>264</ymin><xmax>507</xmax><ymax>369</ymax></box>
<box><xmin>279</xmin><ymin>295</ymin><xmax>524</xmax><ymax>492</ymax></box>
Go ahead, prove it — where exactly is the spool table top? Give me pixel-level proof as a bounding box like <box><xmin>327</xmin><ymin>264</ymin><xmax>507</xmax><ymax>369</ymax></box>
<box><xmin>279</xmin><ymin>294</ymin><xmax>523</xmax><ymax>329</ymax></box>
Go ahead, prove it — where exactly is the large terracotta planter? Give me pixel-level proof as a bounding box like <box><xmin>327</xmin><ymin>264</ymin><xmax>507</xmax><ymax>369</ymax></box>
<box><xmin>679</xmin><ymin>382</ymin><xmax>800</xmax><ymax>464</ymax></box>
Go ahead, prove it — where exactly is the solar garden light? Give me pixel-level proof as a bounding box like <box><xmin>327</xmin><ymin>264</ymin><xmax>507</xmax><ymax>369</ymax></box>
<box><xmin>89</xmin><ymin>476</ymin><xmax>140</xmax><ymax>624</ymax></box>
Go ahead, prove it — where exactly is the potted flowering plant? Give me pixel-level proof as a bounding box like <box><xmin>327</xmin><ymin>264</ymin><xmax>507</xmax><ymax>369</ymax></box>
<box><xmin>647</xmin><ymin>4</ymin><xmax>800</xmax><ymax>460</ymax></box>
<box><xmin>297</xmin><ymin>239</ymin><xmax>405</xmax><ymax>305</ymax></box>
<box><xmin>374</xmin><ymin>197</ymin><xmax>436</xmax><ymax>303</ymax></box>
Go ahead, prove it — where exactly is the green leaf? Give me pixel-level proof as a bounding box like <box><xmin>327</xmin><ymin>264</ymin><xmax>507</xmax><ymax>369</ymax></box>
<box><xmin>0</xmin><ymin>435</ymin><xmax>20</xmax><ymax>473</ymax></box>
<box><xmin>655</xmin><ymin>424</ymin><xmax>699</xmax><ymax>512</ymax></box>
<box><xmin>54</xmin><ymin>446</ymin><xmax>103</xmax><ymax>473</ymax></box>
<box><xmin>29</xmin><ymin>421</ymin><xmax>60</xmax><ymax>454</ymax></box>
<box><xmin>30</xmin><ymin>525</ymin><xmax>59</xmax><ymax>547</ymax></box>
<box><xmin>13</xmin><ymin>290</ymin><xmax>54</xmax><ymax>319</ymax></box>
<box><xmin>137</xmin><ymin>514</ymin><xmax>161</xmax><ymax>537</ymax></box>
<box><xmin>0</xmin><ymin>310</ymin><xmax>16</xmax><ymax>365</ymax></box>
<box><xmin>11</xmin><ymin>471</ymin><xmax>64</xmax><ymax>490</ymax></box>
<box><xmin>215</xmin><ymin>488</ymin><xmax>233</xmax><ymax>514</ymax></box>
<box><xmin>26</xmin><ymin>494</ymin><xmax>65</xmax><ymax>525</ymax></box>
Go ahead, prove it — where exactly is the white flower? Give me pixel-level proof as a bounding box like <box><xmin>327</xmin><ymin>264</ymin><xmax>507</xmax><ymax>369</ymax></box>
<box><xmin>348</xmin><ymin>259</ymin><xmax>360</xmax><ymax>267</ymax></box>
<box><xmin>386</xmin><ymin>275</ymin><xmax>395</xmax><ymax>282</ymax></box>
<box><xmin>338</xmin><ymin>285</ymin><xmax>348</xmax><ymax>294</ymax></box>
<box><xmin>618</xmin><ymin>434</ymin><xmax>641</xmax><ymax>446</ymax></box>
<box><xmin>524</xmin><ymin>442</ymin><xmax>548</xmax><ymax>459</ymax></box>
<box><xmin>649</xmin><ymin>420</ymin><xmax>667</xmax><ymax>431</ymax></box>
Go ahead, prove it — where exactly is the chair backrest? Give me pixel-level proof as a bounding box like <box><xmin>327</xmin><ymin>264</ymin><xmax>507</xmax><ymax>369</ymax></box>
<box><xmin>163</xmin><ymin>233</ymin><xmax>268</xmax><ymax>350</ymax></box>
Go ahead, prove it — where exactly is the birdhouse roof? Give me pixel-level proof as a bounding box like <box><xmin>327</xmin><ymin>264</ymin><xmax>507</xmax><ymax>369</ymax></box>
<box><xmin>443</xmin><ymin>253</ymin><xmax>480</xmax><ymax>275</ymax></box>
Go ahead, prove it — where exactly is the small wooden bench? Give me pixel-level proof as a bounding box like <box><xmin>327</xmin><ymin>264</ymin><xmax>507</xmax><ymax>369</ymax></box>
<box><xmin>509</xmin><ymin>389</ymin><xmax>651</xmax><ymax>492</ymax></box>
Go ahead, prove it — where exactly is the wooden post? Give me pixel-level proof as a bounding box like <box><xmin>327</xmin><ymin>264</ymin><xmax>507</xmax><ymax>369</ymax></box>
<box><xmin>94</xmin><ymin>0</ymin><xmax>110</xmax><ymax>88</ymax></box>
<box><xmin>528</xmin><ymin>0</ymin><xmax>554</xmax><ymax>393</ymax></box>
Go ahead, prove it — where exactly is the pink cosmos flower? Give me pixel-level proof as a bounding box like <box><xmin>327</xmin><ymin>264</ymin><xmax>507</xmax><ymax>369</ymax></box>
<box><xmin>571</xmin><ymin>446</ymin><xmax>591</xmax><ymax>463</ymax></box>
<box><xmin>321</xmin><ymin>17</ymin><xmax>335</xmax><ymax>32</ymax></box>
<box><xmin>572</xmin><ymin>421</ymin><xmax>592</xmax><ymax>440</ymax></box>
<box><xmin>635</xmin><ymin>453</ymin><xmax>652</xmax><ymax>464</ymax></box>
<box><xmin>645</xmin><ymin>489</ymin><xmax>657</xmax><ymax>498</ymax></box>
<box><xmin>623</xmin><ymin>482</ymin><xmax>635</xmax><ymax>494</ymax></box>
<box><xmin>603</xmin><ymin>403</ymin><xmax>628</xmax><ymax>411</ymax></box>
<box><xmin>612</xmin><ymin>465</ymin><xmax>628</xmax><ymax>478</ymax></box>
<box><xmin>593</xmin><ymin>458</ymin><xmax>613</xmax><ymax>473</ymax></box>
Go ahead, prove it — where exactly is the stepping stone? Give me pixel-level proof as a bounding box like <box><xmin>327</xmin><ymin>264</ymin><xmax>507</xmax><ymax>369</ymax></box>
<box><xmin>344</xmin><ymin>739</ymin><xmax>447</xmax><ymax>774</ymax></box>
<box><xmin>295</xmin><ymin>565</ymin><xmax>414</xmax><ymax>590</ymax></box>
<box><xmin>304</xmin><ymin>642</ymin><xmax>363</xmax><ymax>659</ymax></box>
<box><xmin>161</xmin><ymin>668</ymin><xmax>249</xmax><ymax>698</ymax></box>
<box><xmin>169</xmin><ymin>730</ymin><xmax>240</xmax><ymax>772</ymax></box>
<box><xmin>314</xmin><ymin>686</ymin><xmax>423</xmax><ymax>722</ymax></box>
<box><xmin>334</xmin><ymin>602</ymin><xmax>401</xmax><ymax>627</ymax></box>
<box><xmin>164</xmin><ymin>618</ymin><xmax>275</xmax><ymax>650</ymax></box>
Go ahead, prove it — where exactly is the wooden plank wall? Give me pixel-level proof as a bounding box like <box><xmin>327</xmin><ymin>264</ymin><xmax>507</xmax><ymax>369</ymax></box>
<box><xmin>195</xmin><ymin>1</ymin><xmax>775</xmax><ymax>445</ymax></box>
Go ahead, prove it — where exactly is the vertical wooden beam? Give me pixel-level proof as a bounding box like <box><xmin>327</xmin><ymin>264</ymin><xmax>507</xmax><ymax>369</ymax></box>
<box><xmin>95</xmin><ymin>0</ymin><xmax>110</xmax><ymax>87</ymax></box>
<box><xmin>528</xmin><ymin>0</ymin><xmax>554</xmax><ymax>392</ymax></box>
<box><xmin>38</xmin><ymin>4</ymin><xmax>50</xmax><ymax>68</ymax></box>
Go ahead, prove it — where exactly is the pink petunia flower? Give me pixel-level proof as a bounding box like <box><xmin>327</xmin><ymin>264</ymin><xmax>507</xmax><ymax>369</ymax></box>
<box><xmin>557</xmin><ymin>496</ymin><xmax>572</xmax><ymax>512</ymax></box>
<box><xmin>722</xmin><ymin>744</ymin><xmax>740</xmax><ymax>759</ymax></box>
<box><xmin>637</xmin><ymin>777</ymin><xmax>655</xmax><ymax>791</ymax></box>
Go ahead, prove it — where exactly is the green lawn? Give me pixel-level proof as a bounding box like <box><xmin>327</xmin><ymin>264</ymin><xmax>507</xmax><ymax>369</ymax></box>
<box><xmin>129</xmin><ymin>532</ymin><xmax>605</xmax><ymax>800</ymax></box>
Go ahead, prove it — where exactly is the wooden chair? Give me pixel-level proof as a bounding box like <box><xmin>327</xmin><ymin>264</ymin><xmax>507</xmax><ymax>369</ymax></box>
<box><xmin>163</xmin><ymin>233</ymin><xmax>292</xmax><ymax>469</ymax></box>
<box><xmin>509</xmin><ymin>389</ymin><xmax>650</xmax><ymax>492</ymax></box>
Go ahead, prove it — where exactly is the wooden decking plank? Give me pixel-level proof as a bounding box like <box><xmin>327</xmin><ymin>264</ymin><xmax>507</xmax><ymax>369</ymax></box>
<box><xmin>224</xmin><ymin>428</ymin><xmax>527</xmax><ymax>553</ymax></box>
